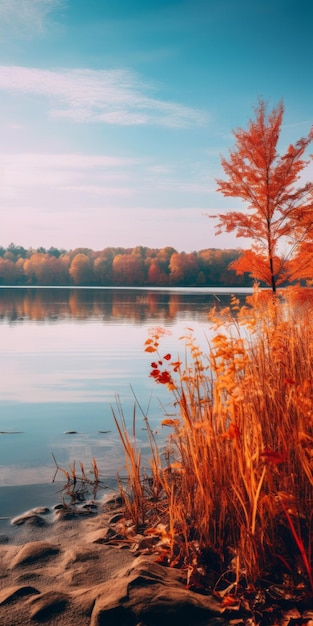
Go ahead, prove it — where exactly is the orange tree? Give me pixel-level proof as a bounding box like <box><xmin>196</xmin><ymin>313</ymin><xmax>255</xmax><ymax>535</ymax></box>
<box><xmin>212</xmin><ymin>100</ymin><xmax>313</xmax><ymax>292</ymax></box>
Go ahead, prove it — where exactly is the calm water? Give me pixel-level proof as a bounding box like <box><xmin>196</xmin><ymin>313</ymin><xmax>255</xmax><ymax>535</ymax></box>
<box><xmin>0</xmin><ymin>286</ymin><xmax>252</xmax><ymax>519</ymax></box>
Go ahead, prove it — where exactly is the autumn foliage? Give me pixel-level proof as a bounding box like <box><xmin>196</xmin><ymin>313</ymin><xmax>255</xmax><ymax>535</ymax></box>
<box><xmin>114</xmin><ymin>287</ymin><xmax>313</xmax><ymax>609</ymax></box>
<box><xmin>213</xmin><ymin>101</ymin><xmax>313</xmax><ymax>292</ymax></box>
<box><xmin>0</xmin><ymin>243</ymin><xmax>248</xmax><ymax>287</ymax></box>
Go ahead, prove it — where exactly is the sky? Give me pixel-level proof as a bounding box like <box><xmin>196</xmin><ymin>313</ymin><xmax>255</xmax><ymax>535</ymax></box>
<box><xmin>0</xmin><ymin>0</ymin><xmax>312</xmax><ymax>253</ymax></box>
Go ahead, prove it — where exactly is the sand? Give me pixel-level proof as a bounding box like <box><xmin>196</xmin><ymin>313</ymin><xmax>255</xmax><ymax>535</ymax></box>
<box><xmin>1</xmin><ymin>494</ymin><xmax>312</xmax><ymax>625</ymax></box>
<box><xmin>0</xmin><ymin>495</ymin><xmax>223</xmax><ymax>626</ymax></box>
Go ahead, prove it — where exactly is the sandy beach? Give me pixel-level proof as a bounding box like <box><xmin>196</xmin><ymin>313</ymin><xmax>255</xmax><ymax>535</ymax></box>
<box><xmin>0</xmin><ymin>495</ymin><xmax>224</xmax><ymax>626</ymax></box>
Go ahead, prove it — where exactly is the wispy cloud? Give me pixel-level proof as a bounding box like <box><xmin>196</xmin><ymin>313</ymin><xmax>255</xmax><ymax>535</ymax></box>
<box><xmin>0</xmin><ymin>152</ymin><xmax>138</xmax><ymax>196</ymax></box>
<box><xmin>0</xmin><ymin>65</ymin><xmax>208</xmax><ymax>128</ymax></box>
<box><xmin>0</xmin><ymin>0</ymin><xmax>63</xmax><ymax>39</ymax></box>
<box><xmin>0</xmin><ymin>152</ymin><xmax>138</xmax><ymax>169</ymax></box>
<box><xmin>0</xmin><ymin>150</ymin><xmax>215</xmax><ymax>211</ymax></box>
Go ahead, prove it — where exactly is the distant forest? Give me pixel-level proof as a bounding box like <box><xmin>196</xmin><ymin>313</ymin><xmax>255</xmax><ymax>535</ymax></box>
<box><xmin>0</xmin><ymin>243</ymin><xmax>252</xmax><ymax>287</ymax></box>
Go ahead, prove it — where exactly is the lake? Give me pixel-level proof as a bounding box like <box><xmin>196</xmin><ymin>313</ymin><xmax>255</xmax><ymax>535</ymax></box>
<box><xmin>0</xmin><ymin>286</ymin><xmax>252</xmax><ymax>521</ymax></box>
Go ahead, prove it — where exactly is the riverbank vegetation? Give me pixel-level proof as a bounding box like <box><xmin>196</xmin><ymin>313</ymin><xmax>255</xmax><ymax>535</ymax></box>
<box><xmin>115</xmin><ymin>287</ymin><xmax>313</xmax><ymax>610</ymax></box>
<box><xmin>113</xmin><ymin>101</ymin><xmax>313</xmax><ymax>613</ymax></box>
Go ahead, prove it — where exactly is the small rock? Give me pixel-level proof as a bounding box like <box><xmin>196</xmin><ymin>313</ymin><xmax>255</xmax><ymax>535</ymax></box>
<box><xmin>82</xmin><ymin>501</ymin><xmax>98</xmax><ymax>510</ymax></box>
<box><xmin>31</xmin><ymin>507</ymin><xmax>50</xmax><ymax>515</ymax></box>
<box><xmin>54</xmin><ymin>509</ymin><xmax>76</xmax><ymax>521</ymax></box>
<box><xmin>54</xmin><ymin>507</ymin><xmax>94</xmax><ymax>521</ymax></box>
<box><xmin>11</xmin><ymin>513</ymin><xmax>46</xmax><ymax>527</ymax></box>
<box><xmin>81</xmin><ymin>504</ymin><xmax>98</xmax><ymax>515</ymax></box>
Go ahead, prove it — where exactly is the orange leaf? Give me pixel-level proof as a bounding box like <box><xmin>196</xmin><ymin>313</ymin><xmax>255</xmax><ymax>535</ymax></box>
<box><xmin>161</xmin><ymin>419</ymin><xmax>180</xmax><ymax>427</ymax></box>
<box><xmin>145</xmin><ymin>345</ymin><xmax>156</xmax><ymax>353</ymax></box>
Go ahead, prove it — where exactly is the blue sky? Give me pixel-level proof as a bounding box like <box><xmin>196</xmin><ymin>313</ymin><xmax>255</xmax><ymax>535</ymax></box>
<box><xmin>0</xmin><ymin>0</ymin><xmax>312</xmax><ymax>252</ymax></box>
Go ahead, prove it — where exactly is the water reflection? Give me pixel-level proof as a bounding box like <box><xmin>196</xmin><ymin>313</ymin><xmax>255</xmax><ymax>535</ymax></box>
<box><xmin>0</xmin><ymin>287</ymin><xmax>251</xmax><ymax>324</ymax></box>
<box><xmin>0</xmin><ymin>287</ymin><xmax>252</xmax><ymax>514</ymax></box>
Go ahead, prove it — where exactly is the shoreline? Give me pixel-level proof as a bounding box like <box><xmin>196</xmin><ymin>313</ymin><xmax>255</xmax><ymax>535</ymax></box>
<box><xmin>1</xmin><ymin>497</ymin><xmax>313</xmax><ymax>625</ymax></box>
<box><xmin>0</xmin><ymin>495</ymin><xmax>224</xmax><ymax>626</ymax></box>
<box><xmin>0</xmin><ymin>482</ymin><xmax>67</xmax><ymax>527</ymax></box>
<box><xmin>0</xmin><ymin>480</ymin><xmax>117</xmax><ymax>532</ymax></box>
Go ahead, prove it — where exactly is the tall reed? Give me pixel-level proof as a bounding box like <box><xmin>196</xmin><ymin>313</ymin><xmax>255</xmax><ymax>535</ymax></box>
<box><xmin>114</xmin><ymin>287</ymin><xmax>313</xmax><ymax>591</ymax></box>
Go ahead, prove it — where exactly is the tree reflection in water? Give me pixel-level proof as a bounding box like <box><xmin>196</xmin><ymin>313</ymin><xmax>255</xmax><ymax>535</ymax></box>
<box><xmin>0</xmin><ymin>286</ymin><xmax>250</xmax><ymax>325</ymax></box>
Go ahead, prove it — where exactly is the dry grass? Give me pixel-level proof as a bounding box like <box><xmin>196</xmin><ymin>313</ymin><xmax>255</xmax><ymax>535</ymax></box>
<box><xmin>52</xmin><ymin>452</ymin><xmax>103</xmax><ymax>505</ymax></box>
<box><xmin>114</xmin><ymin>286</ymin><xmax>313</xmax><ymax>595</ymax></box>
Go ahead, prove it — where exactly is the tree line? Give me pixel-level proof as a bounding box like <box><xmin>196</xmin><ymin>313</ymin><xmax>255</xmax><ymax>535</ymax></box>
<box><xmin>2</xmin><ymin>102</ymin><xmax>313</xmax><ymax>291</ymax></box>
<box><xmin>0</xmin><ymin>243</ymin><xmax>251</xmax><ymax>287</ymax></box>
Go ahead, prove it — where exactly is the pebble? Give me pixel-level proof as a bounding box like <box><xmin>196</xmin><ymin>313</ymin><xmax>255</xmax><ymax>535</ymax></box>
<box><xmin>11</xmin><ymin>513</ymin><xmax>47</xmax><ymax>527</ymax></box>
